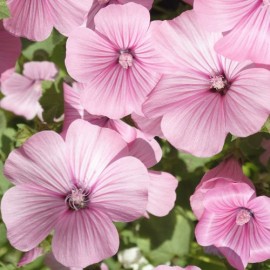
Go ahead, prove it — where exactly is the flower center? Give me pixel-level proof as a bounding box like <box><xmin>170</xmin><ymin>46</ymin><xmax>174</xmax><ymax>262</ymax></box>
<box><xmin>119</xmin><ymin>50</ymin><xmax>133</xmax><ymax>69</ymax></box>
<box><xmin>210</xmin><ymin>74</ymin><xmax>229</xmax><ymax>95</ymax></box>
<box><xmin>98</xmin><ymin>0</ymin><xmax>110</xmax><ymax>4</ymax></box>
<box><xmin>236</xmin><ymin>208</ymin><xmax>253</xmax><ymax>226</ymax></box>
<box><xmin>65</xmin><ymin>187</ymin><xmax>90</xmax><ymax>211</ymax></box>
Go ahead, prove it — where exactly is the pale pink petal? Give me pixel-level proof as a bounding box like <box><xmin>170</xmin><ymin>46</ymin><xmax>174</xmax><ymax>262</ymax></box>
<box><xmin>94</xmin><ymin>3</ymin><xmax>150</xmax><ymax>49</ymax></box>
<box><xmin>128</xmin><ymin>130</ymin><xmax>162</xmax><ymax>168</ymax></box>
<box><xmin>248</xmin><ymin>196</ymin><xmax>270</xmax><ymax>230</ymax></box>
<box><xmin>194</xmin><ymin>0</ymin><xmax>259</xmax><ymax>32</ymax></box>
<box><xmin>106</xmin><ymin>119</ymin><xmax>137</xmax><ymax>143</ymax></box>
<box><xmin>46</xmin><ymin>0</ymin><xmax>92</xmax><ymax>37</ymax></box>
<box><xmin>23</xmin><ymin>61</ymin><xmax>58</xmax><ymax>81</ymax></box>
<box><xmin>4</xmin><ymin>0</ymin><xmax>53</xmax><ymax>41</ymax></box>
<box><xmin>132</xmin><ymin>113</ymin><xmax>164</xmax><ymax>139</ymax></box>
<box><xmin>52</xmin><ymin>209</ymin><xmax>119</xmax><ymax>268</ymax></box>
<box><xmin>4</xmin><ymin>131</ymin><xmax>71</xmax><ymax>193</ymax></box>
<box><xmin>224</xmin><ymin>68</ymin><xmax>270</xmax><ymax>136</ymax></box>
<box><xmin>90</xmin><ymin>156</ymin><xmax>149</xmax><ymax>222</ymax></box>
<box><xmin>161</xmin><ymin>92</ymin><xmax>226</xmax><ymax>157</ymax></box>
<box><xmin>86</xmin><ymin>0</ymin><xmax>103</xmax><ymax>29</ymax></box>
<box><xmin>248</xmin><ymin>220</ymin><xmax>270</xmax><ymax>263</ymax></box>
<box><xmin>215</xmin><ymin>7</ymin><xmax>270</xmax><ymax>65</ymax></box>
<box><xmin>203</xmin><ymin>182</ymin><xmax>256</xmax><ymax>213</ymax></box>
<box><xmin>0</xmin><ymin>23</ymin><xmax>21</xmax><ymax>75</ymax></box>
<box><xmin>1</xmin><ymin>185</ymin><xmax>66</xmax><ymax>252</ymax></box>
<box><xmin>146</xmin><ymin>171</ymin><xmax>178</xmax><ymax>217</ymax></box>
<box><xmin>45</xmin><ymin>253</ymin><xmax>72</xmax><ymax>270</ymax></box>
<box><xmin>101</xmin><ymin>263</ymin><xmax>109</xmax><ymax>270</ymax></box>
<box><xmin>154</xmin><ymin>266</ymin><xmax>201</xmax><ymax>270</ymax></box>
<box><xmin>65</xmin><ymin>119</ymin><xmax>129</xmax><ymax>189</ymax></box>
<box><xmin>0</xmin><ymin>73</ymin><xmax>42</xmax><ymax>120</ymax></box>
<box><xmin>18</xmin><ymin>247</ymin><xmax>43</xmax><ymax>267</ymax></box>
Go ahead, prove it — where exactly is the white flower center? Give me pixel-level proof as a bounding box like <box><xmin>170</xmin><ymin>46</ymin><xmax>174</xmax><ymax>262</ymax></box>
<box><xmin>119</xmin><ymin>51</ymin><xmax>133</xmax><ymax>69</ymax></box>
<box><xmin>236</xmin><ymin>208</ymin><xmax>252</xmax><ymax>226</ymax></box>
<box><xmin>65</xmin><ymin>187</ymin><xmax>90</xmax><ymax>211</ymax></box>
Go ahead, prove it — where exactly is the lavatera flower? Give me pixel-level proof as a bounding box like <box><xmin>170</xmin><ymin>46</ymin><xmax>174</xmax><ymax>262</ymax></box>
<box><xmin>1</xmin><ymin>119</ymin><xmax>150</xmax><ymax>268</ymax></box>
<box><xmin>66</xmin><ymin>3</ymin><xmax>172</xmax><ymax>119</ymax></box>
<box><xmin>143</xmin><ymin>10</ymin><xmax>270</xmax><ymax>157</ymax></box>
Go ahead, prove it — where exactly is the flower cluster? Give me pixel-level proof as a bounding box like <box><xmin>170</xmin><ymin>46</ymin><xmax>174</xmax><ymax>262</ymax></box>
<box><xmin>0</xmin><ymin>0</ymin><xmax>270</xmax><ymax>269</ymax></box>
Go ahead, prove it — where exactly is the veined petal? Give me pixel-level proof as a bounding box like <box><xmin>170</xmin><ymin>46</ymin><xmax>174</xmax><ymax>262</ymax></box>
<box><xmin>65</xmin><ymin>120</ymin><xmax>128</xmax><ymax>189</ymax></box>
<box><xmin>53</xmin><ymin>209</ymin><xmax>119</xmax><ymax>268</ymax></box>
<box><xmin>4</xmin><ymin>0</ymin><xmax>53</xmax><ymax>41</ymax></box>
<box><xmin>90</xmin><ymin>157</ymin><xmax>149</xmax><ymax>222</ymax></box>
<box><xmin>146</xmin><ymin>171</ymin><xmax>178</xmax><ymax>217</ymax></box>
<box><xmin>1</xmin><ymin>185</ymin><xmax>66</xmax><ymax>251</ymax></box>
<box><xmin>4</xmin><ymin>131</ymin><xmax>71</xmax><ymax>193</ymax></box>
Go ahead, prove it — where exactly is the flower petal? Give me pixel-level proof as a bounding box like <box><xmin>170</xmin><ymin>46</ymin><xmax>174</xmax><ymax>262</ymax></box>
<box><xmin>161</xmin><ymin>92</ymin><xmax>226</xmax><ymax>157</ymax></box>
<box><xmin>52</xmin><ymin>209</ymin><xmax>119</xmax><ymax>268</ymax></box>
<box><xmin>94</xmin><ymin>3</ymin><xmax>150</xmax><ymax>49</ymax></box>
<box><xmin>90</xmin><ymin>156</ymin><xmax>149</xmax><ymax>222</ymax></box>
<box><xmin>224</xmin><ymin>67</ymin><xmax>270</xmax><ymax>137</ymax></box>
<box><xmin>23</xmin><ymin>61</ymin><xmax>58</xmax><ymax>81</ymax></box>
<box><xmin>65</xmin><ymin>119</ymin><xmax>128</xmax><ymax>189</ymax></box>
<box><xmin>47</xmin><ymin>0</ymin><xmax>92</xmax><ymax>37</ymax></box>
<box><xmin>215</xmin><ymin>7</ymin><xmax>270</xmax><ymax>65</ymax></box>
<box><xmin>4</xmin><ymin>130</ymin><xmax>71</xmax><ymax>193</ymax></box>
<box><xmin>17</xmin><ymin>247</ymin><xmax>43</xmax><ymax>267</ymax></box>
<box><xmin>146</xmin><ymin>171</ymin><xmax>178</xmax><ymax>217</ymax></box>
<box><xmin>4</xmin><ymin>0</ymin><xmax>53</xmax><ymax>41</ymax></box>
<box><xmin>1</xmin><ymin>185</ymin><xmax>66</xmax><ymax>251</ymax></box>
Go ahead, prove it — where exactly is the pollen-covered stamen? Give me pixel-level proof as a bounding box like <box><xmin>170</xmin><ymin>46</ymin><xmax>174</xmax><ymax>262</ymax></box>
<box><xmin>65</xmin><ymin>187</ymin><xmax>90</xmax><ymax>211</ymax></box>
<box><xmin>98</xmin><ymin>0</ymin><xmax>110</xmax><ymax>5</ymax></box>
<box><xmin>210</xmin><ymin>74</ymin><xmax>229</xmax><ymax>95</ymax></box>
<box><xmin>236</xmin><ymin>208</ymin><xmax>253</xmax><ymax>226</ymax></box>
<box><xmin>119</xmin><ymin>50</ymin><xmax>133</xmax><ymax>69</ymax></box>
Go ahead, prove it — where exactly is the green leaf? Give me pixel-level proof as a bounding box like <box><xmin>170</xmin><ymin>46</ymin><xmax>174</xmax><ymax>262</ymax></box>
<box><xmin>136</xmin><ymin>207</ymin><xmax>193</xmax><ymax>264</ymax></box>
<box><xmin>0</xmin><ymin>0</ymin><xmax>10</xmax><ymax>19</ymax></box>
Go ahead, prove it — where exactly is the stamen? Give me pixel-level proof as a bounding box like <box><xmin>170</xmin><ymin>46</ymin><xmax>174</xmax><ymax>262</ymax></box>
<box><xmin>236</xmin><ymin>208</ymin><xmax>252</xmax><ymax>226</ymax></box>
<box><xmin>119</xmin><ymin>50</ymin><xmax>133</xmax><ymax>69</ymax></box>
<box><xmin>65</xmin><ymin>186</ymin><xmax>90</xmax><ymax>211</ymax></box>
<box><xmin>209</xmin><ymin>74</ymin><xmax>229</xmax><ymax>95</ymax></box>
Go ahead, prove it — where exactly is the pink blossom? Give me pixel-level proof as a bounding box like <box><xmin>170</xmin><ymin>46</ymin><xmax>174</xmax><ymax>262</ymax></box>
<box><xmin>86</xmin><ymin>0</ymin><xmax>154</xmax><ymax>29</ymax></box>
<box><xmin>17</xmin><ymin>247</ymin><xmax>43</xmax><ymax>267</ymax></box>
<box><xmin>143</xmin><ymin>11</ymin><xmax>270</xmax><ymax>157</ymax></box>
<box><xmin>190</xmin><ymin>157</ymin><xmax>255</xmax><ymax>219</ymax></box>
<box><xmin>195</xmin><ymin>182</ymin><xmax>270</xmax><ymax>270</ymax></box>
<box><xmin>194</xmin><ymin>0</ymin><xmax>270</xmax><ymax>64</ymax></box>
<box><xmin>63</xmin><ymin>82</ymin><xmax>178</xmax><ymax>217</ymax></box>
<box><xmin>154</xmin><ymin>265</ymin><xmax>201</xmax><ymax>270</ymax></box>
<box><xmin>0</xmin><ymin>22</ymin><xmax>21</xmax><ymax>75</ymax></box>
<box><xmin>0</xmin><ymin>62</ymin><xmax>57</xmax><ymax>120</ymax></box>
<box><xmin>1</xmin><ymin>119</ymin><xmax>150</xmax><ymax>268</ymax></box>
<box><xmin>3</xmin><ymin>0</ymin><xmax>92</xmax><ymax>41</ymax></box>
<box><xmin>260</xmin><ymin>138</ymin><xmax>270</xmax><ymax>166</ymax></box>
<box><xmin>66</xmin><ymin>3</ymin><xmax>170</xmax><ymax>119</ymax></box>
<box><xmin>45</xmin><ymin>253</ymin><xmax>83</xmax><ymax>270</ymax></box>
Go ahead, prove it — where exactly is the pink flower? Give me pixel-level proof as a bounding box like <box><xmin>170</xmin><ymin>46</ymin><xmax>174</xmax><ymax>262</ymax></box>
<box><xmin>0</xmin><ymin>61</ymin><xmax>57</xmax><ymax>120</ymax></box>
<box><xmin>143</xmin><ymin>11</ymin><xmax>270</xmax><ymax>157</ymax></box>
<box><xmin>1</xmin><ymin>119</ymin><xmax>150</xmax><ymax>268</ymax></box>
<box><xmin>3</xmin><ymin>0</ymin><xmax>93</xmax><ymax>41</ymax></box>
<box><xmin>260</xmin><ymin>138</ymin><xmax>270</xmax><ymax>166</ymax></box>
<box><xmin>0</xmin><ymin>22</ymin><xmax>21</xmax><ymax>75</ymax></box>
<box><xmin>17</xmin><ymin>247</ymin><xmax>43</xmax><ymax>267</ymax></box>
<box><xmin>190</xmin><ymin>157</ymin><xmax>255</xmax><ymax>219</ymax></box>
<box><xmin>86</xmin><ymin>0</ymin><xmax>154</xmax><ymax>29</ymax></box>
<box><xmin>66</xmin><ymin>3</ymin><xmax>170</xmax><ymax>119</ymax></box>
<box><xmin>63</xmin><ymin>82</ymin><xmax>178</xmax><ymax>217</ymax></box>
<box><xmin>193</xmin><ymin>0</ymin><xmax>270</xmax><ymax>64</ymax></box>
<box><xmin>154</xmin><ymin>265</ymin><xmax>201</xmax><ymax>270</ymax></box>
<box><xmin>195</xmin><ymin>182</ymin><xmax>270</xmax><ymax>270</ymax></box>
<box><xmin>45</xmin><ymin>253</ymin><xmax>83</xmax><ymax>270</ymax></box>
